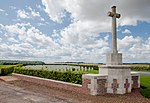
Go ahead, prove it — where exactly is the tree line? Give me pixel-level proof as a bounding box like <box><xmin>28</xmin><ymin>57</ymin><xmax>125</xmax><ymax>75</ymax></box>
<box><xmin>0</xmin><ymin>60</ymin><xmax>45</xmax><ymax>65</ymax></box>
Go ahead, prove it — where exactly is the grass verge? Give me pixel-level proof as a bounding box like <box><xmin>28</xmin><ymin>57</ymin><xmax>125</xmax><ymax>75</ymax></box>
<box><xmin>140</xmin><ymin>76</ymin><xmax>150</xmax><ymax>98</ymax></box>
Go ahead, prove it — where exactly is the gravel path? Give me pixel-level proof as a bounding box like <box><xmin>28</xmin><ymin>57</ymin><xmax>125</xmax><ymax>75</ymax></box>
<box><xmin>6</xmin><ymin>80</ymin><xmax>150</xmax><ymax>103</ymax></box>
<box><xmin>0</xmin><ymin>81</ymin><xmax>71</xmax><ymax>103</ymax></box>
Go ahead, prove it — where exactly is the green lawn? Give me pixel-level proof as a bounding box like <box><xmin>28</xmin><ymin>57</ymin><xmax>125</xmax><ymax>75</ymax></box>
<box><xmin>140</xmin><ymin>76</ymin><xmax>150</xmax><ymax>98</ymax></box>
<box><xmin>0</xmin><ymin>65</ymin><xmax>6</xmax><ymax>67</ymax></box>
<box><xmin>83</xmin><ymin>70</ymin><xmax>99</xmax><ymax>74</ymax></box>
<box><xmin>0</xmin><ymin>65</ymin><xmax>14</xmax><ymax>68</ymax></box>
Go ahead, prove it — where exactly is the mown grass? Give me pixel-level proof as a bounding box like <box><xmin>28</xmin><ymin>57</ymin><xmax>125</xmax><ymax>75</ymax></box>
<box><xmin>140</xmin><ymin>76</ymin><xmax>150</xmax><ymax>98</ymax></box>
<box><xmin>0</xmin><ymin>65</ymin><xmax>15</xmax><ymax>68</ymax></box>
<box><xmin>83</xmin><ymin>70</ymin><xmax>99</xmax><ymax>74</ymax></box>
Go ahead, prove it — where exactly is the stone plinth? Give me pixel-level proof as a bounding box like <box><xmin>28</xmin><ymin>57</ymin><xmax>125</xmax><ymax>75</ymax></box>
<box><xmin>99</xmin><ymin>65</ymin><xmax>129</xmax><ymax>75</ymax></box>
<box><xmin>106</xmin><ymin>53</ymin><xmax>122</xmax><ymax>65</ymax></box>
<box><xmin>99</xmin><ymin>65</ymin><xmax>132</xmax><ymax>94</ymax></box>
<box><xmin>82</xmin><ymin>74</ymin><xmax>108</xmax><ymax>95</ymax></box>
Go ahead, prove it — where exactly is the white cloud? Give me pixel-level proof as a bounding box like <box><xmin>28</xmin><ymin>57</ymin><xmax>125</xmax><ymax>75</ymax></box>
<box><xmin>116</xmin><ymin>0</ymin><xmax>150</xmax><ymax>25</ymax></box>
<box><xmin>36</xmin><ymin>4</ymin><xmax>44</xmax><ymax>11</ymax></box>
<box><xmin>118</xmin><ymin>36</ymin><xmax>150</xmax><ymax>62</ymax></box>
<box><xmin>0</xmin><ymin>22</ymin><xmax>112</xmax><ymax>62</ymax></box>
<box><xmin>0</xmin><ymin>1</ymin><xmax>150</xmax><ymax>63</ymax></box>
<box><xmin>17</xmin><ymin>10</ymin><xmax>29</xmax><ymax>19</ymax></box>
<box><xmin>37</xmin><ymin>23</ymin><xmax>46</xmax><ymax>26</ymax></box>
<box><xmin>8</xmin><ymin>37</ymin><xmax>19</xmax><ymax>43</ymax></box>
<box><xmin>27</xmin><ymin>6</ymin><xmax>40</xmax><ymax>17</ymax></box>
<box><xmin>41</xmin><ymin>0</ymin><xmax>150</xmax><ymax>48</ymax></box>
<box><xmin>41</xmin><ymin>0</ymin><xmax>150</xmax><ymax>31</ymax></box>
<box><xmin>0</xmin><ymin>22</ymin><xmax>150</xmax><ymax>63</ymax></box>
<box><xmin>0</xmin><ymin>23</ymin><xmax>59</xmax><ymax>59</ymax></box>
<box><xmin>118</xmin><ymin>36</ymin><xmax>141</xmax><ymax>50</ymax></box>
<box><xmin>42</xmin><ymin>0</ymin><xmax>66</xmax><ymax>23</ymax></box>
<box><xmin>0</xmin><ymin>9</ymin><xmax>4</xmax><ymax>12</ymax></box>
<box><xmin>17</xmin><ymin>8</ymin><xmax>41</xmax><ymax>19</ymax></box>
<box><xmin>122</xmin><ymin>29</ymin><xmax>131</xmax><ymax>34</ymax></box>
<box><xmin>40</xmin><ymin>0</ymin><xmax>150</xmax><ymax>63</ymax></box>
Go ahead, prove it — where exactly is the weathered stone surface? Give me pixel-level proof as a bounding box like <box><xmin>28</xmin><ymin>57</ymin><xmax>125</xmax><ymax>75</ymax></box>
<box><xmin>132</xmin><ymin>76</ymin><xmax>140</xmax><ymax>89</ymax></box>
<box><xmin>82</xmin><ymin>74</ymin><xmax>107</xmax><ymax>95</ymax></box>
<box><xmin>108</xmin><ymin>6</ymin><xmax>121</xmax><ymax>54</ymax></box>
<box><xmin>106</xmin><ymin>53</ymin><xmax>122</xmax><ymax>65</ymax></box>
<box><xmin>106</xmin><ymin>68</ymin><xmax>132</xmax><ymax>94</ymax></box>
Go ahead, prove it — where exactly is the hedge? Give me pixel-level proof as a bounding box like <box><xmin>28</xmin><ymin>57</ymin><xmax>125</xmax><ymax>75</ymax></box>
<box><xmin>131</xmin><ymin>65</ymin><xmax>150</xmax><ymax>71</ymax></box>
<box><xmin>0</xmin><ymin>66</ymin><xmax>14</xmax><ymax>76</ymax></box>
<box><xmin>14</xmin><ymin>67</ymin><xmax>83</xmax><ymax>84</ymax></box>
<box><xmin>0</xmin><ymin>64</ymin><xmax>23</xmax><ymax>76</ymax></box>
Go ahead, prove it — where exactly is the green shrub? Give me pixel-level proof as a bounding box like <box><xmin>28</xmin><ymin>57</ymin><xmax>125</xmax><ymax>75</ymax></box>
<box><xmin>0</xmin><ymin>66</ymin><xmax>14</xmax><ymax>76</ymax></box>
<box><xmin>14</xmin><ymin>67</ymin><xmax>83</xmax><ymax>84</ymax></box>
<box><xmin>131</xmin><ymin>65</ymin><xmax>150</xmax><ymax>71</ymax></box>
<box><xmin>16</xmin><ymin>64</ymin><xmax>23</xmax><ymax>68</ymax></box>
<box><xmin>92</xmin><ymin>65</ymin><xmax>99</xmax><ymax>70</ymax></box>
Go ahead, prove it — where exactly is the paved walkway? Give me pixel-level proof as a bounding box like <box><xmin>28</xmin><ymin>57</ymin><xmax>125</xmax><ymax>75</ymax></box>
<box><xmin>0</xmin><ymin>81</ymin><xmax>71</xmax><ymax>103</ymax></box>
<box><xmin>131</xmin><ymin>71</ymin><xmax>150</xmax><ymax>76</ymax></box>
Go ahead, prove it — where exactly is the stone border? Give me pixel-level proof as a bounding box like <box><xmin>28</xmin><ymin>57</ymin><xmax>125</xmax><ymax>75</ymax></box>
<box><xmin>12</xmin><ymin>72</ymin><xmax>140</xmax><ymax>95</ymax></box>
<box><xmin>12</xmin><ymin>73</ymin><xmax>89</xmax><ymax>95</ymax></box>
<box><xmin>12</xmin><ymin>73</ymin><xmax>109</xmax><ymax>96</ymax></box>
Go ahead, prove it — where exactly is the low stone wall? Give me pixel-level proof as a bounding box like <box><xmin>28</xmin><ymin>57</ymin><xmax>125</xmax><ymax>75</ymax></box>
<box><xmin>12</xmin><ymin>73</ymin><xmax>108</xmax><ymax>95</ymax></box>
<box><xmin>12</xmin><ymin>73</ymin><xmax>140</xmax><ymax>96</ymax></box>
<box><xmin>12</xmin><ymin>73</ymin><xmax>90</xmax><ymax>95</ymax></box>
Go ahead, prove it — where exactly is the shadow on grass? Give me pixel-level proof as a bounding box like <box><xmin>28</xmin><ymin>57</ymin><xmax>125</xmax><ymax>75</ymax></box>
<box><xmin>140</xmin><ymin>85</ymin><xmax>150</xmax><ymax>98</ymax></box>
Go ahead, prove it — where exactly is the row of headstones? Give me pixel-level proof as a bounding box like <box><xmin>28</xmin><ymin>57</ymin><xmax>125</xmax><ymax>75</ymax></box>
<box><xmin>55</xmin><ymin>66</ymin><xmax>94</xmax><ymax>72</ymax></box>
<box><xmin>23</xmin><ymin>65</ymin><xmax>94</xmax><ymax>71</ymax></box>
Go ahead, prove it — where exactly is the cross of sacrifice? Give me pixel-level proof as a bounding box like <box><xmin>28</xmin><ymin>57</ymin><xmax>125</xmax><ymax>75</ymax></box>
<box><xmin>111</xmin><ymin>79</ymin><xmax>119</xmax><ymax>94</ymax></box>
<box><xmin>108</xmin><ymin>6</ymin><xmax>121</xmax><ymax>53</ymax></box>
<box><xmin>124</xmin><ymin>79</ymin><xmax>130</xmax><ymax>93</ymax></box>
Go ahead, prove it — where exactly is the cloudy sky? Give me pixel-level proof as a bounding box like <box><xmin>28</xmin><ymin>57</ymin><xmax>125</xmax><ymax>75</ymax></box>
<box><xmin>0</xmin><ymin>0</ymin><xmax>150</xmax><ymax>63</ymax></box>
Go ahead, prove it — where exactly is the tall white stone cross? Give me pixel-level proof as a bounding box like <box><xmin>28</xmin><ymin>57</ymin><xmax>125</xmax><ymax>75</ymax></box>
<box><xmin>108</xmin><ymin>6</ymin><xmax>121</xmax><ymax>53</ymax></box>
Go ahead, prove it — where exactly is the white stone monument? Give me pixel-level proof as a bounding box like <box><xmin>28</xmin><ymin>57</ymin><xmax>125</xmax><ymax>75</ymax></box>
<box><xmin>106</xmin><ymin>6</ymin><xmax>122</xmax><ymax>65</ymax></box>
<box><xmin>82</xmin><ymin>6</ymin><xmax>140</xmax><ymax>96</ymax></box>
<box><xmin>99</xmin><ymin>6</ymin><xmax>140</xmax><ymax>94</ymax></box>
